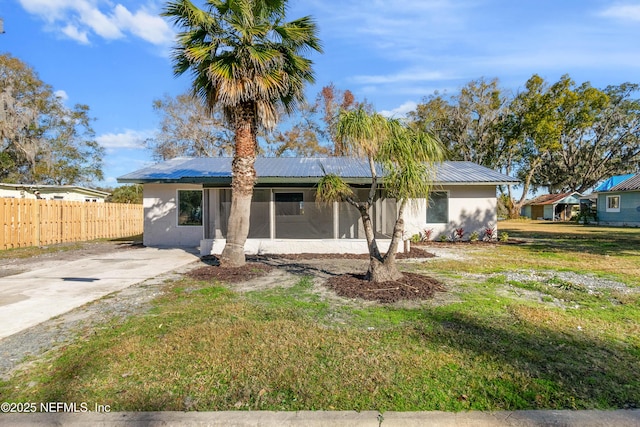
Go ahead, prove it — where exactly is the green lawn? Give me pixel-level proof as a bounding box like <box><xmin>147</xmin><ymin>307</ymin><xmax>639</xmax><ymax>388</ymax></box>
<box><xmin>0</xmin><ymin>221</ymin><xmax>638</xmax><ymax>411</ymax></box>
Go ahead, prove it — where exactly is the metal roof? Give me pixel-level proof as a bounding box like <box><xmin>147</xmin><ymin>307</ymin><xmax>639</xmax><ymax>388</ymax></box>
<box><xmin>523</xmin><ymin>192</ymin><xmax>582</xmax><ymax>206</ymax></box>
<box><xmin>118</xmin><ymin>157</ymin><xmax>519</xmax><ymax>185</ymax></box>
<box><xmin>607</xmin><ymin>174</ymin><xmax>640</xmax><ymax>192</ymax></box>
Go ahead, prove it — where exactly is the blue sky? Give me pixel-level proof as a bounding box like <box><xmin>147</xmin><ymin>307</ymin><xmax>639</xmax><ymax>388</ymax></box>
<box><xmin>2</xmin><ymin>0</ymin><xmax>640</xmax><ymax>188</ymax></box>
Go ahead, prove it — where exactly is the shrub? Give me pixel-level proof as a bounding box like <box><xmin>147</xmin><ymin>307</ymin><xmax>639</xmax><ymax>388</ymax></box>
<box><xmin>574</xmin><ymin>208</ymin><xmax>598</xmax><ymax>225</ymax></box>
<box><xmin>483</xmin><ymin>225</ymin><xmax>496</xmax><ymax>241</ymax></box>
<box><xmin>453</xmin><ymin>228</ymin><xmax>465</xmax><ymax>241</ymax></box>
<box><xmin>439</xmin><ymin>234</ymin><xmax>448</xmax><ymax>242</ymax></box>
<box><xmin>499</xmin><ymin>232</ymin><xmax>509</xmax><ymax>243</ymax></box>
<box><xmin>469</xmin><ymin>231</ymin><xmax>479</xmax><ymax>242</ymax></box>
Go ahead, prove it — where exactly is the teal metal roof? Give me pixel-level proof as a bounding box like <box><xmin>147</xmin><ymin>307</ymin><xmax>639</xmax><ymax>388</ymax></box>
<box><xmin>117</xmin><ymin>157</ymin><xmax>519</xmax><ymax>186</ymax></box>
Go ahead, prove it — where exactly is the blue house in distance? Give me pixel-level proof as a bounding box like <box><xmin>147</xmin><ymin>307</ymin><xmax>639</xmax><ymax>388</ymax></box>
<box><xmin>595</xmin><ymin>174</ymin><xmax>640</xmax><ymax>227</ymax></box>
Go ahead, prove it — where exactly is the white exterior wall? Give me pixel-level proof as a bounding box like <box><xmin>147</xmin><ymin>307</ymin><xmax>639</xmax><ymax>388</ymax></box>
<box><xmin>402</xmin><ymin>185</ymin><xmax>497</xmax><ymax>239</ymax></box>
<box><xmin>449</xmin><ymin>185</ymin><xmax>497</xmax><ymax>231</ymax></box>
<box><xmin>202</xmin><ymin>238</ymin><xmax>406</xmax><ymax>255</ymax></box>
<box><xmin>143</xmin><ymin>183</ymin><xmax>499</xmax><ymax>252</ymax></box>
<box><xmin>143</xmin><ymin>183</ymin><xmax>203</xmax><ymax>248</ymax></box>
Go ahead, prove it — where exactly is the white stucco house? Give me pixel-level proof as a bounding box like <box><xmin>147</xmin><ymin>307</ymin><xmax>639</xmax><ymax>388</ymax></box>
<box><xmin>0</xmin><ymin>183</ymin><xmax>110</xmax><ymax>202</ymax></box>
<box><xmin>117</xmin><ymin>157</ymin><xmax>519</xmax><ymax>255</ymax></box>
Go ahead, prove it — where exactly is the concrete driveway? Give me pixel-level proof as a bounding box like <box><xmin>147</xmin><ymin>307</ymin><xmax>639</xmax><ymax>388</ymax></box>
<box><xmin>0</xmin><ymin>247</ymin><xmax>199</xmax><ymax>340</ymax></box>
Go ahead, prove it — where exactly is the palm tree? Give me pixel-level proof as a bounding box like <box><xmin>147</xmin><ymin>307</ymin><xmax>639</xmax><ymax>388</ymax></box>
<box><xmin>317</xmin><ymin>106</ymin><xmax>445</xmax><ymax>282</ymax></box>
<box><xmin>164</xmin><ymin>0</ymin><xmax>321</xmax><ymax>266</ymax></box>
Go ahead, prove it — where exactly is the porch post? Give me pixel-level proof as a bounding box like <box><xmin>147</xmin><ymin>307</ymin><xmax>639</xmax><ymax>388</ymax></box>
<box><xmin>212</xmin><ymin>189</ymin><xmax>222</xmax><ymax>239</ymax></box>
<box><xmin>333</xmin><ymin>201</ymin><xmax>339</xmax><ymax>239</ymax></box>
<box><xmin>203</xmin><ymin>189</ymin><xmax>210</xmax><ymax>239</ymax></box>
<box><xmin>269</xmin><ymin>189</ymin><xmax>275</xmax><ymax>240</ymax></box>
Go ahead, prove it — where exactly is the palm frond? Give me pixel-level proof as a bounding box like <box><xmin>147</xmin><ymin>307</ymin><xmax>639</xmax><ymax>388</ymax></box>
<box><xmin>315</xmin><ymin>173</ymin><xmax>354</xmax><ymax>205</ymax></box>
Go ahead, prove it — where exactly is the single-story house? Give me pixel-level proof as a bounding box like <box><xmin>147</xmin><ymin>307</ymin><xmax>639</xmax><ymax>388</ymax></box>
<box><xmin>595</xmin><ymin>173</ymin><xmax>640</xmax><ymax>227</ymax></box>
<box><xmin>117</xmin><ymin>157</ymin><xmax>519</xmax><ymax>255</ymax></box>
<box><xmin>520</xmin><ymin>192</ymin><xmax>583</xmax><ymax>221</ymax></box>
<box><xmin>0</xmin><ymin>183</ymin><xmax>110</xmax><ymax>202</ymax></box>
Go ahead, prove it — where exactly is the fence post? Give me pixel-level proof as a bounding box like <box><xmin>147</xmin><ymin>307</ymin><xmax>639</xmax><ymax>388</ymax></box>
<box><xmin>81</xmin><ymin>202</ymin><xmax>87</xmax><ymax>241</ymax></box>
<box><xmin>35</xmin><ymin>200</ymin><xmax>41</xmax><ymax>247</ymax></box>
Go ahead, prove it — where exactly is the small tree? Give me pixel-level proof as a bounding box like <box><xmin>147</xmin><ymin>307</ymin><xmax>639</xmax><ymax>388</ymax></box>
<box><xmin>316</xmin><ymin>107</ymin><xmax>444</xmax><ymax>282</ymax></box>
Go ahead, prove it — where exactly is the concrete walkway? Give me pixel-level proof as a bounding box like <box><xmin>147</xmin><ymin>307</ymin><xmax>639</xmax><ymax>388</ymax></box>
<box><xmin>0</xmin><ymin>247</ymin><xmax>199</xmax><ymax>340</ymax></box>
<box><xmin>1</xmin><ymin>410</ymin><xmax>639</xmax><ymax>426</ymax></box>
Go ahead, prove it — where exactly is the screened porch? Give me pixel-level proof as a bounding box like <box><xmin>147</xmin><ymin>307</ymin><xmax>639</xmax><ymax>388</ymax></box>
<box><xmin>200</xmin><ymin>187</ymin><xmax>397</xmax><ymax>253</ymax></box>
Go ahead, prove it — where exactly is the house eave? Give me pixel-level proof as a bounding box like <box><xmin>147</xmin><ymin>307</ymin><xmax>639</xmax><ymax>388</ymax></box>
<box><xmin>119</xmin><ymin>178</ymin><xmax>519</xmax><ymax>187</ymax></box>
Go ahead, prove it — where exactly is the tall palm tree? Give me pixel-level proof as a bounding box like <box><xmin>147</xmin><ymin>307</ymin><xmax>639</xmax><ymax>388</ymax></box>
<box><xmin>164</xmin><ymin>0</ymin><xmax>321</xmax><ymax>266</ymax></box>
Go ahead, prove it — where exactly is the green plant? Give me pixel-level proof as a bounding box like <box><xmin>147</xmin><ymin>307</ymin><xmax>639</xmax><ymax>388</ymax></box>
<box><xmin>469</xmin><ymin>231</ymin><xmax>479</xmax><ymax>242</ymax></box>
<box><xmin>410</xmin><ymin>234</ymin><xmax>421</xmax><ymax>243</ymax></box>
<box><xmin>439</xmin><ymin>234</ymin><xmax>448</xmax><ymax>242</ymax></box>
<box><xmin>499</xmin><ymin>232</ymin><xmax>509</xmax><ymax>242</ymax></box>
<box><xmin>574</xmin><ymin>207</ymin><xmax>598</xmax><ymax>225</ymax></box>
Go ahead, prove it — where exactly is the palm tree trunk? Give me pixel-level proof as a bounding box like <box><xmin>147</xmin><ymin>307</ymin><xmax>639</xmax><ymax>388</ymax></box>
<box><xmin>220</xmin><ymin>103</ymin><xmax>257</xmax><ymax>267</ymax></box>
<box><xmin>366</xmin><ymin>199</ymin><xmax>405</xmax><ymax>282</ymax></box>
<box><xmin>359</xmin><ymin>204</ymin><xmax>382</xmax><ymax>261</ymax></box>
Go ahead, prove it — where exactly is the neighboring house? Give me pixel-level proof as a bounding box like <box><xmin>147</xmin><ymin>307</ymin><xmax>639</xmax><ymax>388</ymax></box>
<box><xmin>595</xmin><ymin>174</ymin><xmax>640</xmax><ymax>227</ymax></box>
<box><xmin>0</xmin><ymin>183</ymin><xmax>110</xmax><ymax>202</ymax></box>
<box><xmin>521</xmin><ymin>192</ymin><xmax>583</xmax><ymax>221</ymax></box>
<box><xmin>118</xmin><ymin>157</ymin><xmax>519</xmax><ymax>255</ymax></box>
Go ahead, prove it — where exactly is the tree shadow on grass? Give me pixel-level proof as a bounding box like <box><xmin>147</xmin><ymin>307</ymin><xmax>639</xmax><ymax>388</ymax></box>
<box><xmin>500</xmin><ymin>223</ymin><xmax>640</xmax><ymax>257</ymax></box>
<box><xmin>417</xmin><ymin>309</ymin><xmax>639</xmax><ymax>409</ymax></box>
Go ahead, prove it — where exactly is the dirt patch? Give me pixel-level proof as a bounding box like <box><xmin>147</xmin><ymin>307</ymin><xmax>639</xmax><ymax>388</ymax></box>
<box><xmin>326</xmin><ymin>272</ymin><xmax>446</xmax><ymax>303</ymax></box>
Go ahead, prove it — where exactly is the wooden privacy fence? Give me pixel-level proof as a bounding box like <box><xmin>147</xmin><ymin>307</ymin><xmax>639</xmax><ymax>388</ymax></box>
<box><xmin>1</xmin><ymin>199</ymin><xmax>143</xmax><ymax>250</ymax></box>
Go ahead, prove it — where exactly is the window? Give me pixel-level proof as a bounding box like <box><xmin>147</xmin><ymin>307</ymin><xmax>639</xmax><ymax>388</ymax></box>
<box><xmin>606</xmin><ymin>195</ymin><xmax>620</xmax><ymax>213</ymax></box>
<box><xmin>427</xmin><ymin>191</ymin><xmax>448</xmax><ymax>223</ymax></box>
<box><xmin>275</xmin><ymin>192</ymin><xmax>304</xmax><ymax>216</ymax></box>
<box><xmin>178</xmin><ymin>190</ymin><xmax>203</xmax><ymax>226</ymax></box>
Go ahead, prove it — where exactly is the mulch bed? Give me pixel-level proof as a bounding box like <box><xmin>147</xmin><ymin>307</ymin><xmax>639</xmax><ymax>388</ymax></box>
<box><xmin>186</xmin><ymin>262</ymin><xmax>274</xmax><ymax>283</ymax></box>
<box><xmin>326</xmin><ymin>272</ymin><xmax>446</xmax><ymax>303</ymax></box>
<box><xmin>189</xmin><ymin>248</ymin><xmax>444</xmax><ymax>303</ymax></box>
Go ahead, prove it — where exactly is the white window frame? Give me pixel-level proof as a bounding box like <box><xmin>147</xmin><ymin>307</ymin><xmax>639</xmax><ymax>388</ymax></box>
<box><xmin>606</xmin><ymin>195</ymin><xmax>620</xmax><ymax>213</ymax></box>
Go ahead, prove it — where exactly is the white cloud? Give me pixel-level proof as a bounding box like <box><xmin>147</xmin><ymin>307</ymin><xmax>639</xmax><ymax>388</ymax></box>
<box><xmin>54</xmin><ymin>90</ymin><xmax>69</xmax><ymax>101</ymax></box>
<box><xmin>80</xmin><ymin>3</ymin><xmax>123</xmax><ymax>40</ymax></box>
<box><xmin>599</xmin><ymin>4</ymin><xmax>640</xmax><ymax>22</ymax></box>
<box><xmin>97</xmin><ymin>129</ymin><xmax>151</xmax><ymax>150</ymax></box>
<box><xmin>380</xmin><ymin>101</ymin><xmax>417</xmax><ymax>118</ymax></box>
<box><xmin>352</xmin><ymin>70</ymin><xmax>450</xmax><ymax>85</ymax></box>
<box><xmin>18</xmin><ymin>0</ymin><xmax>174</xmax><ymax>46</ymax></box>
<box><xmin>61</xmin><ymin>24</ymin><xmax>89</xmax><ymax>44</ymax></box>
<box><xmin>113</xmin><ymin>4</ymin><xmax>174</xmax><ymax>45</ymax></box>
